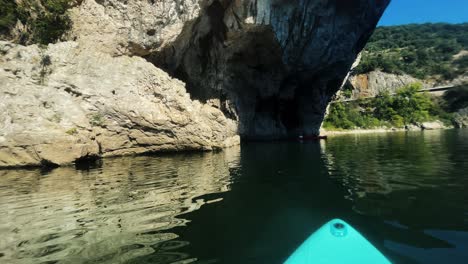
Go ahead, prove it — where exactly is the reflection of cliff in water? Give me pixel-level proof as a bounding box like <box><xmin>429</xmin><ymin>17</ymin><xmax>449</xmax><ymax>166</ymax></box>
<box><xmin>157</xmin><ymin>142</ymin><xmax>361</xmax><ymax>264</ymax></box>
<box><xmin>0</xmin><ymin>147</ymin><xmax>240</xmax><ymax>264</ymax></box>
<box><xmin>321</xmin><ymin>130</ymin><xmax>468</xmax><ymax>262</ymax></box>
<box><xmin>2</xmin><ymin>130</ymin><xmax>467</xmax><ymax>264</ymax></box>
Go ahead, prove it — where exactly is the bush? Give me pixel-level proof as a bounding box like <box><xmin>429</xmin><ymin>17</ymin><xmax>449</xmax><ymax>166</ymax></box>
<box><xmin>391</xmin><ymin>115</ymin><xmax>405</xmax><ymax>127</ymax></box>
<box><xmin>90</xmin><ymin>113</ymin><xmax>105</xmax><ymax>127</ymax></box>
<box><xmin>323</xmin><ymin>101</ymin><xmax>382</xmax><ymax>130</ymax></box>
<box><xmin>0</xmin><ymin>0</ymin><xmax>17</xmax><ymax>35</ymax></box>
<box><xmin>455</xmin><ymin>55</ymin><xmax>468</xmax><ymax>72</ymax></box>
<box><xmin>39</xmin><ymin>52</ymin><xmax>52</xmax><ymax>85</ymax></box>
<box><xmin>33</xmin><ymin>11</ymin><xmax>72</xmax><ymax>44</ymax></box>
<box><xmin>391</xmin><ymin>83</ymin><xmax>433</xmax><ymax>124</ymax></box>
<box><xmin>35</xmin><ymin>0</ymin><xmax>71</xmax><ymax>44</ymax></box>
<box><xmin>44</xmin><ymin>0</ymin><xmax>70</xmax><ymax>13</ymax></box>
<box><xmin>1</xmin><ymin>0</ymin><xmax>72</xmax><ymax>44</ymax></box>
<box><xmin>66</xmin><ymin>127</ymin><xmax>78</xmax><ymax>135</ymax></box>
<box><xmin>324</xmin><ymin>83</ymin><xmax>447</xmax><ymax>130</ymax></box>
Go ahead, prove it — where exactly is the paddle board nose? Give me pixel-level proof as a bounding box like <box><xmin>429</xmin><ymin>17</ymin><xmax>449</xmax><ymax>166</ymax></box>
<box><xmin>284</xmin><ymin>219</ymin><xmax>391</xmax><ymax>264</ymax></box>
<box><xmin>330</xmin><ymin>219</ymin><xmax>348</xmax><ymax>237</ymax></box>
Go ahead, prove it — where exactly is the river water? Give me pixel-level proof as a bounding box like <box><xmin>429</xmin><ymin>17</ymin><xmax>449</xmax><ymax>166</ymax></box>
<box><xmin>1</xmin><ymin>129</ymin><xmax>467</xmax><ymax>264</ymax></box>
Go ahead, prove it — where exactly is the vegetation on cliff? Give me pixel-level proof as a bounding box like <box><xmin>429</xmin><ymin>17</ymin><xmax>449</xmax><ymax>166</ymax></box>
<box><xmin>323</xmin><ymin>83</ymin><xmax>458</xmax><ymax>130</ymax></box>
<box><xmin>0</xmin><ymin>0</ymin><xmax>17</xmax><ymax>35</ymax></box>
<box><xmin>0</xmin><ymin>0</ymin><xmax>72</xmax><ymax>44</ymax></box>
<box><xmin>354</xmin><ymin>23</ymin><xmax>468</xmax><ymax>80</ymax></box>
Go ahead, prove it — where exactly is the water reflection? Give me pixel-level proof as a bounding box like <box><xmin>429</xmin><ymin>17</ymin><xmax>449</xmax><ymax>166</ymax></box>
<box><xmin>151</xmin><ymin>142</ymin><xmax>359</xmax><ymax>264</ymax></box>
<box><xmin>1</xmin><ymin>130</ymin><xmax>467</xmax><ymax>264</ymax></box>
<box><xmin>0</xmin><ymin>147</ymin><xmax>240</xmax><ymax>264</ymax></box>
<box><xmin>322</xmin><ymin>129</ymin><xmax>468</xmax><ymax>263</ymax></box>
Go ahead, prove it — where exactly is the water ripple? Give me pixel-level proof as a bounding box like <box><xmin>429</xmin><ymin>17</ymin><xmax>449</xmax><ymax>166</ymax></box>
<box><xmin>0</xmin><ymin>147</ymin><xmax>240</xmax><ymax>264</ymax></box>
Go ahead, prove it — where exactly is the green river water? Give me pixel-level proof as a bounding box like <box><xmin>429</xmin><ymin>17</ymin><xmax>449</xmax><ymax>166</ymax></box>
<box><xmin>1</xmin><ymin>129</ymin><xmax>467</xmax><ymax>264</ymax></box>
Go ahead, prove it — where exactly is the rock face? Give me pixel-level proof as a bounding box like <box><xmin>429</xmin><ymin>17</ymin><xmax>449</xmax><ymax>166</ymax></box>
<box><xmin>68</xmin><ymin>0</ymin><xmax>202</xmax><ymax>56</ymax></box>
<box><xmin>68</xmin><ymin>0</ymin><xmax>390</xmax><ymax>138</ymax></box>
<box><xmin>420</xmin><ymin>121</ymin><xmax>447</xmax><ymax>130</ymax></box>
<box><xmin>0</xmin><ymin>0</ymin><xmax>389</xmax><ymax>167</ymax></box>
<box><xmin>345</xmin><ymin>70</ymin><xmax>468</xmax><ymax>101</ymax></box>
<box><xmin>347</xmin><ymin>70</ymin><xmax>425</xmax><ymax>99</ymax></box>
<box><xmin>0</xmin><ymin>41</ymin><xmax>238</xmax><ymax>167</ymax></box>
<box><xmin>148</xmin><ymin>0</ymin><xmax>390</xmax><ymax>138</ymax></box>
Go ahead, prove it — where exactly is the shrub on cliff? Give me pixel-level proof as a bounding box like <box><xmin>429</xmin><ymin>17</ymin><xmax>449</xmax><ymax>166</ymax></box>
<box><xmin>1</xmin><ymin>0</ymin><xmax>72</xmax><ymax>44</ymax></box>
<box><xmin>391</xmin><ymin>83</ymin><xmax>433</xmax><ymax>124</ymax></box>
<box><xmin>455</xmin><ymin>55</ymin><xmax>468</xmax><ymax>74</ymax></box>
<box><xmin>33</xmin><ymin>8</ymin><xmax>72</xmax><ymax>44</ymax></box>
<box><xmin>0</xmin><ymin>0</ymin><xmax>18</xmax><ymax>35</ymax></box>
<box><xmin>323</xmin><ymin>101</ymin><xmax>383</xmax><ymax>130</ymax></box>
<box><xmin>324</xmin><ymin>83</ymin><xmax>443</xmax><ymax>130</ymax></box>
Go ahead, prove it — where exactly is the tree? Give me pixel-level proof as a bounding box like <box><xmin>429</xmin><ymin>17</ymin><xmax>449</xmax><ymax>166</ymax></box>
<box><xmin>356</xmin><ymin>23</ymin><xmax>468</xmax><ymax>80</ymax></box>
<box><xmin>0</xmin><ymin>0</ymin><xmax>17</xmax><ymax>35</ymax></box>
<box><xmin>1</xmin><ymin>0</ymin><xmax>72</xmax><ymax>44</ymax></box>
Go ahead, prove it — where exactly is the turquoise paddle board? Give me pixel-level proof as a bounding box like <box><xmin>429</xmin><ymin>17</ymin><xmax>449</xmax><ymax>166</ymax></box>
<box><xmin>285</xmin><ymin>219</ymin><xmax>391</xmax><ymax>264</ymax></box>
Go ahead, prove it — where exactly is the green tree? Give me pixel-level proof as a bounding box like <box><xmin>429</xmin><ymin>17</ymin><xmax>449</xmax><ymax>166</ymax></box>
<box><xmin>33</xmin><ymin>10</ymin><xmax>71</xmax><ymax>44</ymax></box>
<box><xmin>1</xmin><ymin>0</ymin><xmax>73</xmax><ymax>44</ymax></box>
<box><xmin>324</xmin><ymin>83</ymin><xmax>444</xmax><ymax>130</ymax></box>
<box><xmin>391</xmin><ymin>83</ymin><xmax>432</xmax><ymax>124</ymax></box>
<box><xmin>0</xmin><ymin>0</ymin><xmax>17</xmax><ymax>35</ymax></box>
<box><xmin>455</xmin><ymin>55</ymin><xmax>468</xmax><ymax>73</ymax></box>
<box><xmin>373</xmin><ymin>91</ymin><xmax>396</xmax><ymax>121</ymax></box>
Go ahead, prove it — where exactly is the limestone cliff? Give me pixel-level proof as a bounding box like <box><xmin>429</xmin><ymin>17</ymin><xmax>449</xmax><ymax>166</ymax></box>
<box><xmin>0</xmin><ymin>0</ymin><xmax>389</xmax><ymax>167</ymax></box>
<box><xmin>148</xmin><ymin>0</ymin><xmax>390</xmax><ymax>138</ymax></box>
<box><xmin>0</xmin><ymin>41</ymin><xmax>238</xmax><ymax>167</ymax></box>
<box><xmin>346</xmin><ymin>70</ymin><xmax>425</xmax><ymax>100</ymax></box>
<box><xmin>344</xmin><ymin>70</ymin><xmax>468</xmax><ymax>100</ymax></box>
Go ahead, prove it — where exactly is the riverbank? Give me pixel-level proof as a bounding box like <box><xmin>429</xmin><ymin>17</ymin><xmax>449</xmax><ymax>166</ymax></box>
<box><xmin>322</xmin><ymin>124</ymin><xmax>453</xmax><ymax>136</ymax></box>
<box><xmin>322</xmin><ymin>128</ymin><xmax>406</xmax><ymax>136</ymax></box>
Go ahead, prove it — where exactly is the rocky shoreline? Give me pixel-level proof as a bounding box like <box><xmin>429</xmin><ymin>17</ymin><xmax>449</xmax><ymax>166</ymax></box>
<box><xmin>322</xmin><ymin>121</ymin><xmax>453</xmax><ymax>136</ymax></box>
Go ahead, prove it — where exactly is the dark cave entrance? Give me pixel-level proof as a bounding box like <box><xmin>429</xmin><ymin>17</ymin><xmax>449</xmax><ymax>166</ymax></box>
<box><xmin>279</xmin><ymin>97</ymin><xmax>302</xmax><ymax>134</ymax></box>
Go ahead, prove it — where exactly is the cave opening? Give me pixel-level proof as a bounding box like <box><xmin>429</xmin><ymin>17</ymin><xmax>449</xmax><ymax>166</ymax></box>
<box><xmin>279</xmin><ymin>97</ymin><xmax>301</xmax><ymax>134</ymax></box>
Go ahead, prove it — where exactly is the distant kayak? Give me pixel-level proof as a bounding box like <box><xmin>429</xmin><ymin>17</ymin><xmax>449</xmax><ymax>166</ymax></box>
<box><xmin>285</xmin><ymin>219</ymin><xmax>391</xmax><ymax>264</ymax></box>
<box><xmin>298</xmin><ymin>135</ymin><xmax>328</xmax><ymax>141</ymax></box>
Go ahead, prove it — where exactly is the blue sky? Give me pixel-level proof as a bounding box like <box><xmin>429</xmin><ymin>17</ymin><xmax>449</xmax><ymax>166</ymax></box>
<box><xmin>378</xmin><ymin>0</ymin><xmax>468</xmax><ymax>26</ymax></box>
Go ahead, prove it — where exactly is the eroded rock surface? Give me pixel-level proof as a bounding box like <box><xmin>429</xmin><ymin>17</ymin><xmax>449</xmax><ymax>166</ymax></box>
<box><xmin>148</xmin><ymin>0</ymin><xmax>390</xmax><ymax>138</ymax></box>
<box><xmin>0</xmin><ymin>41</ymin><xmax>238</xmax><ymax>167</ymax></box>
<box><xmin>345</xmin><ymin>70</ymin><xmax>468</xmax><ymax>100</ymax></box>
<box><xmin>70</xmin><ymin>0</ymin><xmax>391</xmax><ymax>138</ymax></box>
<box><xmin>347</xmin><ymin>70</ymin><xmax>424</xmax><ymax>99</ymax></box>
<box><xmin>421</xmin><ymin>121</ymin><xmax>447</xmax><ymax>130</ymax></box>
<box><xmin>68</xmin><ymin>0</ymin><xmax>202</xmax><ymax>56</ymax></box>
